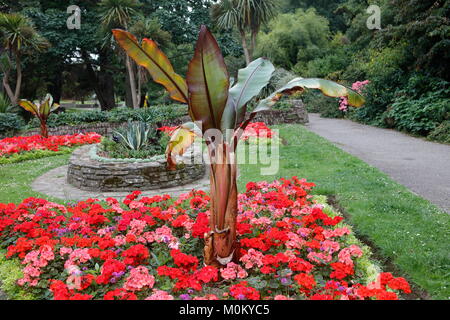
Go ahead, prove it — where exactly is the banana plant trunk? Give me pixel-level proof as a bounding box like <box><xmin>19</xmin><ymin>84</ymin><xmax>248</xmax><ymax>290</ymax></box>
<box><xmin>40</xmin><ymin>121</ymin><xmax>49</xmax><ymax>138</ymax></box>
<box><xmin>204</xmin><ymin>143</ymin><xmax>240</xmax><ymax>267</ymax></box>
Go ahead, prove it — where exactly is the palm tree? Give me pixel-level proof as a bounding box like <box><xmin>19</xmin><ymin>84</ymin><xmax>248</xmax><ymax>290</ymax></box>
<box><xmin>99</xmin><ymin>0</ymin><xmax>141</xmax><ymax>109</ymax></box>
<box><xmin>0</xmin><ymin>13</ymin><xmax>48</xmax><ymax>105</ymax></box>
<box><xmin>211</xmin><ymin>0</ymin><xmax>278</xmax><ymax>65</ymax></box>
<box><xmin>129</xmin><ymin>18</ymin><xmax>172</xmax><ymax>107</ymax></box>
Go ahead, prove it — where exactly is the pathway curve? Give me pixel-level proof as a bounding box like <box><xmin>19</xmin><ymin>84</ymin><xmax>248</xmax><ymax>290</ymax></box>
<box><xmin>32</xmin><ymin>165</ymin><xmax>210</xmax><ymax>202</ymax></box>
<box><xmin>306</xmin><ymin>114</ymin><xmax>450</xmax><ymax>213</ymax></box>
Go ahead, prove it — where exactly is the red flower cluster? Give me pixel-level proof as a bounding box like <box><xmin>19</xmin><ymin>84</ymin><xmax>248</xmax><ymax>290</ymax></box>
<box><xmin>157</xmin><ymin>126</ymin><xmax>177</xmax><ymax>136</ymax></box>
<box><xmin>0</xmin><ymin>177</ymin><xmax>411</xmax><ymax>300</ymax></box>
<box><xmin>0</xmin><ymin>133</ymin><xmax>101</xmax><ymax>157</ymax></box>
<box><xmin>229</xmin><ymin>281</ymin><xmax>260</xmax><ymax>300</ymax></box>
<box><xmin>241</xmin><ymin>122</ymin><xmax>275</xmax><ymax>141</ymax></box>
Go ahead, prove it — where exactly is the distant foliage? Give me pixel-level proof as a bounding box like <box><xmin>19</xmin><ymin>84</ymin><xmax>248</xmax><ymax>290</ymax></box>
<box><xmin>0</xmin><ymin>113</ymin><xmax>24</xmax><ymax>136</ymax></box>
<box><xmin>27</xmin><ymin>105</ymin><xmax>188</xmax><ymax>128</ymax></box>
<box><xmin>256</xmin><ymin>9</ymin><xmax>330</xmax><ymax>70</ymax></box>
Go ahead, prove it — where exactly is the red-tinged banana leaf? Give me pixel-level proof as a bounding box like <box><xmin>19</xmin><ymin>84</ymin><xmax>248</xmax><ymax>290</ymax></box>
<box><xmin>112</xmin><ymin>29</ymin><xmax>189</xmax><ymax>104</ymax></box>
<box><xmin>18</xmin><ymin>99</ymin><xmax>39</xmax><ymax>115</ymax></box>
<box><xmin>187</xmin><ymin>25</ymin><xmax>230</xmax><ymax>133</ymax></box>
<box><xmin>254</xmin><ymin>77</ymin><xmax>366</xmax><ymax>113</ymax></box>
<box><xmin>165</xmin><ymin>122</ymin><xmax>200</xmax><ymax>170</ymax></box>
<box><xmin>221</xmin><ymin>58</ymin><xmax>275</xmax><ymax>133</ymax></box>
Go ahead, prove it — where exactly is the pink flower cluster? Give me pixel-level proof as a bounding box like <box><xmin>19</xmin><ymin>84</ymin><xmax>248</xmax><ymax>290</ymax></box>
<box><xmin>339</xmin><ymin>80</ymin><xmax>370</xmax><ymax>111</ymax></box>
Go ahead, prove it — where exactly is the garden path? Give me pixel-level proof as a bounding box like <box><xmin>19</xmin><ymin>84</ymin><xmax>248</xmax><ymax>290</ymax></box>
<box><xmin>306</xmin><ymin>114</ymin><xmax>450</xmax><ymax>213</ymax></box>
<box><xmin>32</xmin><ymin>166</ymin><xmax>210</xmax><ymax>202</ymax></box>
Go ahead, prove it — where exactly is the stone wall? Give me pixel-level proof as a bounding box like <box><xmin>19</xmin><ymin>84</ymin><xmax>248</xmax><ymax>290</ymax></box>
<box><xmin>67</xmin><ymin>145</ymin><xmax>205</xmax><ymax>192</ymax></box>
<box><xmin>251</xmin><ymin>100</ymin><xmax>309</xmax><ymax>125</ymax></box>
<box><xmin>13</xmin><ymin>102</ymin><xmax>307</xmax><ymax>139</ymax></box>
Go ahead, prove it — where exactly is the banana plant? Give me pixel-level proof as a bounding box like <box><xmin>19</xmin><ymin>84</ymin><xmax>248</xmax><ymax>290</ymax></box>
<box><xmin>113</xmin><ymin>26</ymin><xmax>365</xmax><ymax>267</ymax></box>
<box><xmin>18</xmin><ymin>94</ymin><xmax>60</xmax><ymax>138</ymax></box>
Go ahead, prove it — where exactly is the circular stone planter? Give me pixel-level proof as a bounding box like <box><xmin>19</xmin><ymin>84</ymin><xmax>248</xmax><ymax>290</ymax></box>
<box><xmin>67</xmin><ymin>144</ymin><xmax>206</xmax><ymax>192</ymax></box>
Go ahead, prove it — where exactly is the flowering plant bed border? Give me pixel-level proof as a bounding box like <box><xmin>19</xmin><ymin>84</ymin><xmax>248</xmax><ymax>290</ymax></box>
<box><xmin>0</xmin><ymin>177</ymin><xmax>410</xmax><ymax>300</ymax></box>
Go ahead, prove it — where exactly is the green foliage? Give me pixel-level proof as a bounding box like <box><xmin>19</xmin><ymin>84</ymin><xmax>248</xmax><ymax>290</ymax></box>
<box><xmin>27</xmin><ymin>105</ymin><xmax>187</xmax><ymax>128</ymax></box>
<box><xmin>428</xmin><ymin>121</ymin><xmax>450</xmax><ymax>145</ymax></box>
<box><xmin>303</xmin><ymin>92</ymin><xmax>342</xmax><ymax>118</ymax></box>
<box><xmin>0</xmin><ymin>113</ymin><xmax>24</xmax><ymax>136</ymax></box>
<box><xmin>346</xmin><ymin>46</ymin><xmax>409</xmax><ymax>124</ymax></box>
<box><xmin>280</xmin><ymin>0</ymin><xmax>346</xmax><ymax>32</ymax></box>
<box><xmin>0</xmin><ymin>250</ymin><xmax>37</xmax><ymax>300</ymax></box>
<box><xmin>113</xmin><ymin>120</ymin><xmax>153</xmax><ymax>151</ymax></box>
<box><xmin>256</xmin><ymin>9</ymin><xmax>330</xmax><ymax>70</ymax></box>
<box><xmin>304</xmin><ymin>33</ymin><xmax>351</xmax><ymax>79</ymax></box>
<box><xmin>99</xmin><ymin>124</ymin><xmax>168</xmax><ymax>159</ymax></box>
<box><xmin>0</xmin><ymin>93</ymin><xmax>12</xmax><ymax>113</ymax></box>
<box><xmin>382</xmin><ymin>76</ymin><xmax>450</xmax><ymax>135</ymax></box>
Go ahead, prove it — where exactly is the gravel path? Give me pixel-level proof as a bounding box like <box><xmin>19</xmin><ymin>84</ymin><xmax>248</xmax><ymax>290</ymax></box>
<box><xmin>306</xmin><ymin>114</ymin><xmax>450</xmax><ymax>213</ymax></box>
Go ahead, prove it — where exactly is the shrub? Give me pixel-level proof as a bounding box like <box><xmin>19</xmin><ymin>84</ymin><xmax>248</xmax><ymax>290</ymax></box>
<box><xmin>27</xmin><ymin>105</ymin><xmax>188</xmax><ymax>128</ymax></box>
<box><xmin>427</xmin><ymin>121</ymin><xmax>450</xmax><ymax>144</ymax></box>
<box><xmin>303</xmin><ymin>91</ymin><xmax>343</xmax><ymax>118</ymax></box>
<box><xmin>0</xmin><ymin>113</ymin><xmax>24</xmax><ymax>136</ymax></box>
<box><xmin>0</xmin><ymin>93</ymin><xmax>12</xmax><ymax>113</ymax></box>
<box><xmin>256</xmin><ymin>9</ymin><xmax>330</xmax><ymax>70</ymax></box>
<box><xmin>346</xmin><ymin>46</ymin><xmax>409</xmax><ymax>124</ymax></box>
<box><xmin>382</xmin><ymin>75</ymin><xmax>449</xmax><ymax>135</ymax></box>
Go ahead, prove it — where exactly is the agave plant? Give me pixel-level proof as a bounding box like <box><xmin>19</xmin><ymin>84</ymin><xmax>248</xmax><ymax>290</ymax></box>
<box><xmin>113</xmin><ymin>26</ymin><xmax>365</xmax><ymax>267</ymax></box>
<box><xmin>18</xmin><ymin>94</ymin><xmax>59</xmax><ymax>138</ymax></box>
<box><xmin>113</xmin><ymin>120</ymin><xmax>152</xmax><ymax>151</ymax></box>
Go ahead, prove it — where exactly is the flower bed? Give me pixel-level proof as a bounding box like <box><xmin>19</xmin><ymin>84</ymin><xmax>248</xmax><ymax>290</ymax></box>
<box><xmin>0</xmin><ymin>133</ymin><xmax>102</xmax><ymax>164</ymax></box>
<box><xmin>158</xmin><ymin>122</ymin><xmax>277</xmax><ymax>144</ymax></box>
<box><xmin>0</xmin><ymin>177</ymin><xmax>410</xmax><ymax>300</ymax></box>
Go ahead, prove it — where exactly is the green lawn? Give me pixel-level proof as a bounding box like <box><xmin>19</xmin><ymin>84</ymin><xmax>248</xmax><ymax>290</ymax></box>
<box><xmin>0</xmin><ymin>124</ymin><xmax>448</xmax><ymax>299</ymax></box>
<box><xmin>0</xmin><ymin>154</ymin><xmax>70</xmax><ymax>205</ymax></box>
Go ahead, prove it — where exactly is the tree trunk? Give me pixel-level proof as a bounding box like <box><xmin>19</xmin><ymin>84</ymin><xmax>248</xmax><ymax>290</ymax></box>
<box><xmin>48</xmin><ymin>72</ymin><xmax>62</xmax><ymax>104</ymax></box>
<box><xmin>126</xmin><ymin>56</ymin><xmax>139</xmax><ymax>109</ymax></box>
<box><xmin>2</xmin><ymin>69</ymin><xmax>15</xmax><ymax>105</ymax></box>
<box><xmin>125</xmin><ymin>69</ymin><xmax>133</xmax><ymax>108</ymax></box>
<box><xmin>204</xmin><ymin>144</ymin><xmax>240</xmax><ymax>267</ymax></box>
<box><xmin>84</xmin><ymin>60</ymin><xmax>116</xmax><ymax>111</ymax></box>
<box><xmin>98</xmin><ymin>71</ymin><xmax>116</xmax><ymax>111</ymax></box>
<box><xmin>250</xmin><ymin>30</ymin><xmax>258</xmax><ymax>63</ymax></box>
<box><xmin>239</xmin><ymin>29</ymin><xmax>251</xmax><ymax>66</ymax></box>
<box><xmin>13</xmin><ymin>53</ymin><xmax>22</xmax><ymax>104</ymax></box>
<box><xmin>2</xmin><ymin>52</ymin><xmax>18</xmax><ymax>105</ymax></box>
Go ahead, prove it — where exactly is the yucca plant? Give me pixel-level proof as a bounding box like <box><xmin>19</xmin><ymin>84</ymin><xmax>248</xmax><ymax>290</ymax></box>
<box><xmin>113</xmin><ymin>26</ymin><xmax>365</xmax><ymax>267</ymax></box>
<box><xmin>113</xmin><ymin>120</ymin><xmax>152</xmax><ymax>151</ymax></box>
<box><xmin>18</xmin><ymin>94</ymin><xmax>60</xmax><ymax>138</ymax></box>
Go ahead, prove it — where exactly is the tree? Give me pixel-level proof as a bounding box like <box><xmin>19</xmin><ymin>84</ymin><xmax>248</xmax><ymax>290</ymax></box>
<box><xmin>0</xmin><ymin>12</ymin><xmax>47</xmax><ymax>105</ymax></box>
<box><xmin>99</xmin><ymin>0</ymin><xmax>141</xmax><ymax>109</ymax></box>
<box><xmin>256</xmin><ymin>9</ymin><xmax>330</xmax><ymax>71</ymax></box>
<box><xmin>23</xmin><ymin>6</ymin><xmax>117</xmax><ymax>110</ymax></box>
<box><xmin>113</xmin><ymin>26</ymin><xmax>365</xmax><ymax>266</ymax></box>
<box><xmin>211</xmin><ymin>0</ymin><xmax>277</xmax><ymax>65</ymax></box>
<box><xmin>280</xmin><ymin>0</ymin><xmax>347</xmax><ymax>32</ymax></box>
